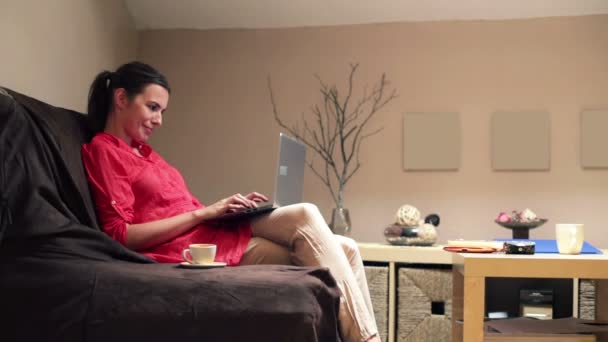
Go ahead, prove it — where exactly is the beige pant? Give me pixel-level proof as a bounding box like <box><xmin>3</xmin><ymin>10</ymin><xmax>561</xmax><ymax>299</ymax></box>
<box><xmin>239</xmin><ymin>203</ymin><xmax>379</xmax><ymax>342</ymax></box>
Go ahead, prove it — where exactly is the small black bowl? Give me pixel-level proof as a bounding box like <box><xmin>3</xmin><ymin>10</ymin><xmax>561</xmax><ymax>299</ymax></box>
<box><xmin>494</xmin><ymin>218</ymin><xmax>548</xmax><ymax>230</ymax></box>
<box><xmin>494</xmin><ymin>218</ymin><xmax>548</xmax><ymax>239</ymax></box>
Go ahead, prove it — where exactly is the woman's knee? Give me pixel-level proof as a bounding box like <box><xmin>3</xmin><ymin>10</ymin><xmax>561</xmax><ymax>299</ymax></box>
<box><xmin>279</xmin><ymin>203</ymin><xmax>336</xmax><ymax>245</ymax></box>
<box><xmin>287</xmin><ymin>203</ymin><xmax>324</xmax><ymax>225</ymax></box>
<box><xmin>293</xmin><ymin>202</ymin><xmax>321</xmax><ymax>218</ymax></box>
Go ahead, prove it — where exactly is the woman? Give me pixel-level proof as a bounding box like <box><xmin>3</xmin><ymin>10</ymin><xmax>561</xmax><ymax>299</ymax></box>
<box><xmin>82</xmin><ymin>61</ymin><xmax>380</xmax><ymax>342</ymax></box>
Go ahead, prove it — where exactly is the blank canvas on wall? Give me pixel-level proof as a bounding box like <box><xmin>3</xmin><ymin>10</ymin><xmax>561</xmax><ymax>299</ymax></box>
<box><xmin>581</xmin><ymin>109</ymin><xmax>608</xmax><ymax>168</ymax></box>
<box><xmin>402</xmin><ymin>112</ymin><xmax>460</xmax><ymax>171</ymax></box>
<box><xmin>491</xmin><ymin>111</ymin><xmax>550</xmax><ymax>171</ymax></box>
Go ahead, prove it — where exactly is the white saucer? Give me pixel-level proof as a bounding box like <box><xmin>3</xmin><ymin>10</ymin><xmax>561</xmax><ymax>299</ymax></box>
<box><xmin>179</xmin><ymin>261</ymin><xmax>227</xmax><ymax>269</ymax></box>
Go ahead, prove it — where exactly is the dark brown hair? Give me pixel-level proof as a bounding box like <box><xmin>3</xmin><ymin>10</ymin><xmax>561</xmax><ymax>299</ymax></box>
<box><xmin>87</xmin><ymin>61</ymin><xmax>170</xmax><ymax>133</ymax></box>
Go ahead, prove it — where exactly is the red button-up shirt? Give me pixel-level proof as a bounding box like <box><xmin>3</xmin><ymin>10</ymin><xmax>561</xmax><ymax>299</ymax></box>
<box><xmin>81</xmin><ymin>132</ymin><xmax>251</xmax><ymax>265</ymax></box>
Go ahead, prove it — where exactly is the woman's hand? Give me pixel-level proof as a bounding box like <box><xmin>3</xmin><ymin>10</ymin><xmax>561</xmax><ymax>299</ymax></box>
<box><xmin>196</xmin><ymin>193</ymin><xmax>259</xmax><ymax>221</ymax></box>
<box><xmin>244</xmin><ymin>192</ymin><xmax>268</xmax><ymax>203</ymax></box>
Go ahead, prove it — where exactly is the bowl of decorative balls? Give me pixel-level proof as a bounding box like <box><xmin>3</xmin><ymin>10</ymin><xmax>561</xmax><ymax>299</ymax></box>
<box><xmin>495</xmin><ymin>208</ymin><xmax>547</xmax><ymax>239</ymax></box>
<box><xmin>384</xmin><ymin>204</ymin><xmax>440</xmax><ymax>246</ymax></box>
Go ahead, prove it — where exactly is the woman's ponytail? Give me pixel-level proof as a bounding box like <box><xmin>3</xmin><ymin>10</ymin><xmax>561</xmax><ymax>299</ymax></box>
<box><xmin>87</xmin><ymin>70</ymin><xmax>114</xmax><ymax>133</ymax></box>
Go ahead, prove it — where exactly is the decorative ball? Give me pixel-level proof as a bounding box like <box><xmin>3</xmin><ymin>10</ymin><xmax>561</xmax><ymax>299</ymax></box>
<box><xmin>419</xmin><ymin>223</ymin><xmax>438</xmax><ymax>244</ymax></box>
<box><xmin>424</xmin><ymin>213</ymin><xmax>441</xmax><ymax>227</ymax></box>
<box><xmin>497</xmin><ymin>212</ymin><xmax>511</xmax><ymax>223</ymax></box>
<box><xmin>520</xmin><ymin>208</ymin><xmax>537</xmax><ymax>222</ymax></box>
<box><xmin>395</xmin><ymin>204</ymin><xmax>421</xmax><ymax>226</ymax></box>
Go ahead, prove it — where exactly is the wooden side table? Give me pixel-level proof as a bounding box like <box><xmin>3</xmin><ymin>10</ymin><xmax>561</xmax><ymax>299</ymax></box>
<box><xmin>451</xmin><ymin>252</ymin><xmax>608</xmax><ymax>342</ymax></box>
<box><xmin>358</xmin><ymin>243</ymin><xmax>452</xmax><ymax>342</ymax></box>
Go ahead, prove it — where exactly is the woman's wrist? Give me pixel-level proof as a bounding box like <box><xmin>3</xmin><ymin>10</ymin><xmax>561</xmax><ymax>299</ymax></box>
<box><xmin>193</xmin><ymin>207</ymin><xmax>207</xmax><ymax>220</ymax></box>
<box><xmin>193</xmin><ymin>207</ymin><xmax>216</xmax><ymax>222</ymax></box>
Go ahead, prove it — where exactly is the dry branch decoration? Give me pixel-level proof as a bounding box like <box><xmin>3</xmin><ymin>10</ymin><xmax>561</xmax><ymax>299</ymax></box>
<box><xmin>268</xmin><ymin>63</ymin><xmax>397</xmax><ymax>209</ymax></box>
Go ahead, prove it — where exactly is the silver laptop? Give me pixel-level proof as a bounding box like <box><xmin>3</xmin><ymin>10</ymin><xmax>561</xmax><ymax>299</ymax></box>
<box><xmin>215</xmin><ymin>133</ymin><xmax>306</xmax><ymax>220</ymax></box>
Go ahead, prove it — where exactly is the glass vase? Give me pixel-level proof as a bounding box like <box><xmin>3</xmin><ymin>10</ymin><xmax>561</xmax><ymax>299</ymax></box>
<box><xmin>329</xmin><ymin>208</ymin><xmax>351</xmax><ymax>236</ymax></box>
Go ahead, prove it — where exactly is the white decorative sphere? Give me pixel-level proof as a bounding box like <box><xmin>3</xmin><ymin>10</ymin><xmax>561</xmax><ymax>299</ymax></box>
<box><xmin>520</xmin><ymin>208</ymin><xmax>537</xmax><ymax>222</ymax></box>
<box><xmin>419</xmin><ymin>223</ymin><xmax>438</xmax><ymax>244</ymax></box>
<box><xmin>395</xmin><ymin>204</ymin><xmax>421</xmax><ymax>226</ymax></box>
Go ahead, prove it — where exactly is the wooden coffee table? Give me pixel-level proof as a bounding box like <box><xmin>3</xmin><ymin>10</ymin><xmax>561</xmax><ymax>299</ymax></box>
<box><xmin>452</xmin><ymin>252</ymin><xmax>608</xmax><ymax>342</ymax></box>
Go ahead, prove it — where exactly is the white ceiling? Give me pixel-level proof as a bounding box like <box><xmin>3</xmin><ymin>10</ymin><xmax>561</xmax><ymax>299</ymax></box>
<box><xmin>125</xmin><ymin>0</ymin><xmax>608</xmax><ymax>30</ymax></box>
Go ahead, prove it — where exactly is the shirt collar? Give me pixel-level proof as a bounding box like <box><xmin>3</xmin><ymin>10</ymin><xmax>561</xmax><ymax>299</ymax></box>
<box><xmin>131</xmin><ymin>140</ymin><xmax>152</xmax><ymax>157</ymax></box>
<box><xmin>98</xmin><ymin>132</ymin><xmax>152</xmax><ymax>158</ymax></box>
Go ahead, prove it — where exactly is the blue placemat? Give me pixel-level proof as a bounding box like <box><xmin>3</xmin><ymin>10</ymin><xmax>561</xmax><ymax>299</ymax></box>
<box><xmin>495</xmin><ymin>239</ymin><xmax>603</xmax><ymax>254</ymax></box>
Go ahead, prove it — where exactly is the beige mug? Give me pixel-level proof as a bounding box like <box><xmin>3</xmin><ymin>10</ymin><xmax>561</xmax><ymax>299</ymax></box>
<box><xmin>555</xmin><ymin>224</ymin><xmax>584</xmax><ymax>254</ymax></box>
<box><xmin>182</xmin><ymin>244</ymin><xmax>217</xmax><ymax>264</ymax></box>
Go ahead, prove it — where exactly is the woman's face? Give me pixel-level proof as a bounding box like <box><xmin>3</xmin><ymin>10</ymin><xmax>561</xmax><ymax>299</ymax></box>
<box><xmin>113</xmin><ymin>84</ymin><xmax>169</xmax><ymax>143</ymax></box>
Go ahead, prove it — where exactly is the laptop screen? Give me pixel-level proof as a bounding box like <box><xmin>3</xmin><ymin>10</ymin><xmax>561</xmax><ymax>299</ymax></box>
<box><xmin>274</xmin><ymin>133</ymin><xmax>306</xmax><ymax>207</ymax></box>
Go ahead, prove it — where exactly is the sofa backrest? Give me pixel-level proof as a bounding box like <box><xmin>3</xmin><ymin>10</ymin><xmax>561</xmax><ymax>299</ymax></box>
<box><xmin>0</xmin><ymin>87</ymin><xmax>151</xmax><ymax>262</ymax></box>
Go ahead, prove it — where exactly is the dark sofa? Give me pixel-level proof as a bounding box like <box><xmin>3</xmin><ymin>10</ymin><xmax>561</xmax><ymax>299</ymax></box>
<box><xmin>0</xmin><ymin>87</ymin><xmax>341</xmax><ymax>342</ymax></box>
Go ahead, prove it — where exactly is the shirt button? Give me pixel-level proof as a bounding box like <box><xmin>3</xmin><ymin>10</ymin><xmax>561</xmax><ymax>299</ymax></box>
<box><xmin>111</xmin><ymin>200</ymin><xmax>116</xmax><ymax>205</ymax></box>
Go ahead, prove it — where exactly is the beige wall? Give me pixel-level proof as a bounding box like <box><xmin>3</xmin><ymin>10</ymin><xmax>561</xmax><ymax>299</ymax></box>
<box><xmin>0</xmin><ymin>0</ymin><xmax>137</xmax><ymax>111</ymax></box>
<box><xmin>138</xmin><ymin>15</ymin><xmax>608</xmax><ymax>247</ymax></box>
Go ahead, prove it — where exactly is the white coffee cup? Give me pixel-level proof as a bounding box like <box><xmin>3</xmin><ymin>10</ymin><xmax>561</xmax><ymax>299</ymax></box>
<box><xmin>555</xmin><ymin>224</ymin><xmax>584</xmax><ymax>255</ymax></box>
<box><xmin>182</xmin><ymin>244</ymin><xmax>217</xmax><ymax>264</ymax></box>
